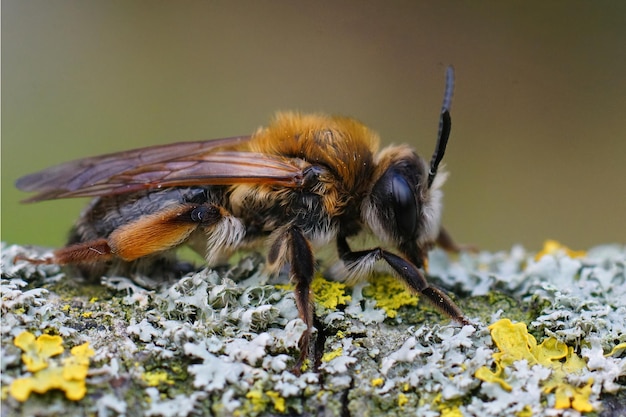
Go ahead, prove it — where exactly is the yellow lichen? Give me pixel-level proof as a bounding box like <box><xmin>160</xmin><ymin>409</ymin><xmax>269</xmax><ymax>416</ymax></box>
<box><xmin>550</xmin><ymin>378</ymin><xmax>593</xmax><ymax>412</ymax></box>
<box><xmin>535</xmin><ymin>240</ymin><xmax>586</xmax><ymax>261</ymax></box>
<box><xmin>299</xmin><ymin>358</ymin><xmax>312</xmax><ymax>373</ymax></box>
<box><xmin>475</xmin><ymin>319</ymin><xmax>594</xmax><ymax>412</ymax></box>
<box><xmin>371</xmin><ymin>378</ymin><xmax>384</xmax><ymax>387</ymax></box>
<box><xmin>240</xmin><ymin>389</ymin><xmax>286</xmax><ymax>415</ymax></box>
<box><xmin>397</xmin><ymin>392</ymin><xmax>409</xmax><ymax>407</ymax></box>
<box><xmin>322</xmin><ymin>347</ymin><xmax>343</xmax><ymax>362</ymax></box>
<box><xmin>14</xmin><ymin>332</ymin><xmax>64</xmax><ymax>373</ymax></box>
<box><xmin>431</xmin><ymin>393</ymin><xmax>464</xmax><ymax>417</ymax></box>
<box><xmin>266</xmin><ymin>390</ymin><xmax>286</xmax><ymax>413</ymax></box>
<box><xmin>311</xmin><ymin>275</ymin><xmax>351</xmax><ymax>309</ymax></box>
<box><xmin>235</xmin><ymin>388</ymin><xmax>286</xmax><ymax>415</ymax></box>
<box><xmin>62</xmin><ymin>342</ymin><xmax>95</xmax><ymax>381</ymax></box>
<box><xmin>10</xmin><ymin>365</ymin><xmax>86</xmax><ymax>401</ymax></box>
<box><xmin>275</xmin><ymin>275</ymin><xmax>351</xmax><ymax>311</ymax></box>
<box><xmin>9</xmin><ymin>334</ymin><xmax>94</xmax><ymax>402</ymax></box>
<box><xmin>363</xmin><ymin>274</ymin><xmax>418</xmax><ymax>318</ymax></box>
<box><xmin>142</xmin><ymin>370</ymin><xmax>173</xmax><ymax>387</ymax></box>
<box><xmin>244</xmin><ymin>390</ymin><xmax>265</xmax><ymax>413</ymax></box>
<box><xmin>274</xmin><ymin>283</ymin><xmax>293</xmax><ymax>292</ymax></box>
<box><xmin>605</xmin><ymin>342</ymin><xmax>626</xmax><ymax>357</ymax></box>
<box><xmin>440</xmin><ymin>406</ymin><xmax>463</xmax><ymax>417</ymax></box>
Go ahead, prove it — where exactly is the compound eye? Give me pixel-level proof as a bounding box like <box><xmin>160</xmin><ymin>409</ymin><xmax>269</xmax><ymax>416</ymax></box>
<box><xmin>390</xmin><ymin>173</ymin><xmax>418</xmax><ymax>238</ymax></box>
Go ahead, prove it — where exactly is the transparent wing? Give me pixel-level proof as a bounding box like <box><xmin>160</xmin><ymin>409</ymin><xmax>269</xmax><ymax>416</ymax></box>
<box><xmin>16</xmin><ymin>136</ymin><xmax>304</xmax><ymax>202</ymax></box>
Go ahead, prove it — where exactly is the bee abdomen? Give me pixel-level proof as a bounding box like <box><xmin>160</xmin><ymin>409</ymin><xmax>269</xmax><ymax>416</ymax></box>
<box><xmin>68</xmin><ymin>187</ymin><xmax>221</xmax><ymax>244</ymax></box>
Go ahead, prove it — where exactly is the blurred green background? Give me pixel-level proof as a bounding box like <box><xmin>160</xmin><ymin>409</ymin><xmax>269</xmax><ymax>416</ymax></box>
<box><xmin>2</xmin><ymin>1</ymin><xmax>625</xmax><ymax>252</ymax></box>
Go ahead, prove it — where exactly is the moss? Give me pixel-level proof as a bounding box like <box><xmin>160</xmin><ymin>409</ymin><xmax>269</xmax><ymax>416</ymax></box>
<box><xmin>461</xmin><ymin>291</ymin><xmax>528</xmax><ymax>324</ymax></box>
<box><xmin>47</xmin><ymin>278</ymin><xmax>116</xmax><ymax>304</ymax></box>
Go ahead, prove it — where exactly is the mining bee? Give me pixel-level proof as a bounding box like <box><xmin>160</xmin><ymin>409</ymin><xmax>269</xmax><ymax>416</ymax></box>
<box><xmin>16</xmin><ymin>66</ymin><xmax>470</xmax><ymax>368</ymax></box>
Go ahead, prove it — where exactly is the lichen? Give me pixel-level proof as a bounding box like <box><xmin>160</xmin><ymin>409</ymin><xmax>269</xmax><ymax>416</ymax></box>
<box><xmin>310</xmin><ymin>275</ymin><xmax>351</xmax><ymax>310</ymax></box>
<box><xmin>9</xmin><ymin>332</ymin><xmax>94</xmax><ymax>402</ymax></box>
<box><xmin>534</xmin><ymin>239</ymin><xmax>586</xmax><ymax>261</ymax></box>
<box><xmin>142</xmin><ymin>370</ymin><xmax>174</xmax><ymax>387</ymax></box>
<box><xmin>322</xmin><ymin>347</ymin><xmax>343</xmax><ymax>363</ymax></box>
<box><xmin>265</xmin><ymin>390</ymin><xmax>286</xmax><ymax>413</ymax></box>
<box><xmin>276</xmin><ymin>274</ymin><xmax>351</xmax><ymax>312</ymax></box>
<box><xmin>362</xmin><ymin>274</ymin><xmax>419</xmax><ymax>318</ymax></box>
<box><xmin>475</xmin><ymin>318</ymin><xmax>594</xmax><ymax>412</ymax></box>
<box><xmin>397</xmin><ymin>392</ymin><xmax>408</xmax><ymax>407</ymax></box>
<box><xmin>2</xmin><ymin>242</ymin><xmax>624</xmax><ymax>416</ymax></box>
<box><xmin>371</xmin><ymin>377</ymin><xmax>384</xmax><ymax>387</ymax></box>
<box><xmin>14</xmin><ymin>332</ymin><xmax>64</xmax><ymax>373</ymax></box>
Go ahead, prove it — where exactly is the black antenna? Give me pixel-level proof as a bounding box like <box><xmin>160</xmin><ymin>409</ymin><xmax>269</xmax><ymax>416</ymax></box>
<box><xmin>428</xmin><ymin>66</ymin><xmax>454</xmax><ymax>188</ymax></box>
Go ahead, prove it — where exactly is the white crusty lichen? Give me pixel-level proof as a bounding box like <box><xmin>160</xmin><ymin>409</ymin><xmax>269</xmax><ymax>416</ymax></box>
<box><xmin>1</xmin><ymin>241</ymin><xmax>625</xmax><ymax>416</ymax></box>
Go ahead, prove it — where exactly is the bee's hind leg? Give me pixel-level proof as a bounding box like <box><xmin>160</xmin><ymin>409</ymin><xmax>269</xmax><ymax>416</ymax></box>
<box><xmin>25</xmin><ymin>203</ymin><xmax>224</xmax><ymax>276</ymax></box>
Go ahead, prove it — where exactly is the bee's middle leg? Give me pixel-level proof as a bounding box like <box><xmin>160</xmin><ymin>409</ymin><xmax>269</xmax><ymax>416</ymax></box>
<box><xmin>268</xmin><ymin>226</ymin><xmax>315</xmax><ymax>371</ymax></box>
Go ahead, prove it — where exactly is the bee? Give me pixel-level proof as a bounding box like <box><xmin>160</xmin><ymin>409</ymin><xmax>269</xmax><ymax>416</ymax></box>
<box><xmin>16</xmin><ymin>66</ymin><xmax>470</xmax><ymax>368</ymax></box>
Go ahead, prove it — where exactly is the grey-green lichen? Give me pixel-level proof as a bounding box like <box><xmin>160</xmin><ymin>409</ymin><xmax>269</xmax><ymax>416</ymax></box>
<box><xmin>1</xmin><ymin>241</ymin><xmax>625</xmax><ymax>416</ymax></box>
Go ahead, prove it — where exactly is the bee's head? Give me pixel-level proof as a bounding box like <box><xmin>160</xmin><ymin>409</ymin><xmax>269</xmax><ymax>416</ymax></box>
<box><xmin>362</xmin><ymin>145</ymin><xmax>447</xmax><ymax>263</ymax></box>
<box><xmin>362</xmin><ymin>66</ymin><xmax>454</xmax><ymax>265</ymax></box>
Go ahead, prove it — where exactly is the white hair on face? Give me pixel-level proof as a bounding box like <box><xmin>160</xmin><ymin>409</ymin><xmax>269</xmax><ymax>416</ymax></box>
<box><xmin>325</xmin><ymin>246</ymin><xmax>376</xmax><ymax>283</ymax></box>
<box><xmin>361</xmin><ymin>162</ymin><xmax>448</xmax><ymax>249</ymax></box>
<box><xmin>419</xmin><ymin>168</ymin><xmax>448</xmax><ymax>245</ymax></box>
<box><xmin>360</xmin><ymin>196</ymin><xmax>393</xmax><ymax>245</ymax></box>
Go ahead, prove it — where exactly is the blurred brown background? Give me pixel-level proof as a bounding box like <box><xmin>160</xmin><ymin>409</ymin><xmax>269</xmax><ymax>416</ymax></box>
<box><xmin>2</xmin><ymin>1</ymin><xmax>625</xmax><ymax>252</ymax></box>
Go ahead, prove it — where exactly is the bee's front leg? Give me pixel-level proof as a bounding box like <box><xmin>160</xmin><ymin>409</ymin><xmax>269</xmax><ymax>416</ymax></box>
<box><xmin>268</xmin><ymin>226</ymin><xmax>315</xmax><ymax>372</ymax></box>
<box><xmin>337</xmin><ymin>236</ymin><xmax>470</xmax><ymax>326</ymax></box>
